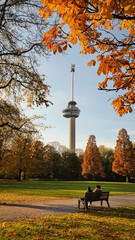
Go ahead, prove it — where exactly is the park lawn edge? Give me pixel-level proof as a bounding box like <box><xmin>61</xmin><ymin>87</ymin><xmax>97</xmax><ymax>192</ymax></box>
<box><xmin>0</xmin><ymin>180</ymin><xmax>135</xmax><ymax>203</ymax></box>
<box><xmin>0</xmin><ymin>206</ymin><xmax>135</xmax><ymax>240</ymax></box>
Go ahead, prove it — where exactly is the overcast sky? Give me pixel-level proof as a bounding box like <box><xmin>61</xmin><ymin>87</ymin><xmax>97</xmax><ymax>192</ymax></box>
<box><xmin>26</xmin><ymin>44</ymin><xmax>135</xmax><ymax>151</ymax></box>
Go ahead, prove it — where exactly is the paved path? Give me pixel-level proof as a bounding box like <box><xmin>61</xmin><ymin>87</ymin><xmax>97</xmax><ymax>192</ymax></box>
<box><xmin>0</xmin><ymin>194</ymin><xmax>135</xmax><ymax>222</ymax></box>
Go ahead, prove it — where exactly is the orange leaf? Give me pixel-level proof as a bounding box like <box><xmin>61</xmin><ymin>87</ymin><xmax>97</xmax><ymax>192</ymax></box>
<box><xmin>63</xmin><ymin>44</ymin><xmax>67</xmax><ymax>51</ymax></box>
<box><xmin>87</xmin><ymin>60</ymin><xmax>93</xmax><ymax>67</ymax></box>
<box><xmin>53</xmin><ymin>45</ymin><xmax>57</xmax><ymax>54</ymax></box>
<box><xmin>58</xmin><ymin>45</ymin><xmax>62</xmax><ymax>53</ymax></box>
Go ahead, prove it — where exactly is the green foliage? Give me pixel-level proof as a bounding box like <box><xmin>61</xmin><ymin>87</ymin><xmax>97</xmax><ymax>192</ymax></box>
<box><xmin>61</xmin><ymin>151</ymin><xmax>81</xmax><ymax>180</ymax></box>
<box><xmin>0</xmin><ymin>181</ymin><xmax>135</xmax><ymax>203</ymax></box>
<box><xmin>0</xmin><ymin>207</ymin><xmax>135</xmax><ymax>239</ymax></box>
<box><xmin>99</xmin><ymin>145</ymin><xmax>115</xmax><ymax>181</ymax></box>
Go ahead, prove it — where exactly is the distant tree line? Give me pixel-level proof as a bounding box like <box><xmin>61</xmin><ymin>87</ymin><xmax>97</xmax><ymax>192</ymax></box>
<box><xmin>0</xmin><ymin>134</ymin><xmax>83</xmax><ymax>181</ymax></box>
<box><xmin>0</xmin><ymin>128</ymin><xmax>134</xmax><ymax>182</ymax></box>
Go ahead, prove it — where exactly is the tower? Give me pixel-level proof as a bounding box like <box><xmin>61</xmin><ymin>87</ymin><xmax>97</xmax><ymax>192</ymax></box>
<box><xmin>62</xmin><ymin>64</ymin><xmax>80</xmax><ymax>152</ymax></box>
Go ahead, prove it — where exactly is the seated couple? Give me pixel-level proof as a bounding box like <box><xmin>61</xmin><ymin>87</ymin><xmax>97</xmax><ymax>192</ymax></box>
<box><xmin>80</xmin><ymin>185</ymin><xmax>102</xmax><ymax>205</ymax></box>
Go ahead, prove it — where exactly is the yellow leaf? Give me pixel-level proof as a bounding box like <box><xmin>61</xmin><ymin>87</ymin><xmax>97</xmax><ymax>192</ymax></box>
<box><xmin>125</xmin><ymin>5</ymin><xmax>133</xmax><ymax>14</ymax></box>
<box><xmin>71</xmin><ymin>35</ymin><xmax>78</xmax><ymax>45</ymax></box>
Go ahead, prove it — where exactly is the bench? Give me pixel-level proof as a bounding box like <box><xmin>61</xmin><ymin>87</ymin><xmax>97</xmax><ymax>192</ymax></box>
<box><xmin>78</xmin><ymin>192</ymin><xmax>110</xmax><ymax>210</ymax></box>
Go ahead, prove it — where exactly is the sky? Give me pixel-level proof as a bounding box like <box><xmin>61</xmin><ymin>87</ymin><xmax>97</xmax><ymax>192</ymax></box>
<box><xmin>27</xmin><ymin>44</ymin><xmax>135</xmax><ymax>151</ymax></box>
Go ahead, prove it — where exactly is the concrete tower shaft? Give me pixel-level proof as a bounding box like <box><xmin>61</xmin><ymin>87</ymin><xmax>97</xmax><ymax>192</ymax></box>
<box><xmin>62</xmin><ymin>64</ymin><xmax>80</xmax><ymax>152</ymax></box>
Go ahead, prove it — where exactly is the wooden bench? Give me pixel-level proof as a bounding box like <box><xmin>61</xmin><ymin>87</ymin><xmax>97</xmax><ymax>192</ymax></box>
<box><xmin>78</xmin><ymin>192</ymin><xmax>110</xmax><ymax>210</ymax></box>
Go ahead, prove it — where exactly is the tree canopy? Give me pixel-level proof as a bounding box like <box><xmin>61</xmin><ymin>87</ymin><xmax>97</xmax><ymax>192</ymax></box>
<box><xmin>82</xmin><ymin>135</ymin><xmax>104</xmax><ymax>180</ymax></box>
<box><xmin>0</xmin><ymin>99</ymin><xmax>38</xmax><ymax>132</ymax></box>
<box><xmin>0</xmin><ymin>0</ymin><xmax>51</xmax><ymax>130</ymax></box>
<box><xmin>112</xmin><ymin>128</ymin><xmax>135</xmax><ymax>182</ymax></box>
<box><xmin>99</xmin><ymin>145</ymin><xmax>115</xmax><ymax>180</ymax></box>
<box><xmin>40</xmin><ymin>0</ymin><xmax>135</xmax><ymax>116</ymax></box>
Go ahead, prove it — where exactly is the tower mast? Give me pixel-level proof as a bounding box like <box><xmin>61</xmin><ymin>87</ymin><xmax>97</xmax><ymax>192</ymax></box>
<box><xmin>62</xmin><ymin>64</ymin><xmax>80</xmax><ymax>152</ymax></box>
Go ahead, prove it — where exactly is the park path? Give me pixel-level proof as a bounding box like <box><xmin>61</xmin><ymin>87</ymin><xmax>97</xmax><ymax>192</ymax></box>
<box><xmin>0</xmin><ymin>194</ymin><xmax>135</xmax><ymax>223</ymax></box>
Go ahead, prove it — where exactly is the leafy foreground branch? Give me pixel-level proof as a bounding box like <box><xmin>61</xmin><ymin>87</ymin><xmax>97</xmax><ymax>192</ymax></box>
<box><xmin>0</xmin><ymin>207</ymin><xmax>135</xmax><ymax>239</ymax></box>
<box><xmin>41</xmin><ymin>0</ymin><xmax>135</xmax><ymax>116</ymax></box>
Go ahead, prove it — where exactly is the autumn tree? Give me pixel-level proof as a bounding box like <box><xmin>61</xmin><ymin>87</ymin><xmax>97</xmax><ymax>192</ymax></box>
<box><xmin>132</xmin><ymin>143</ymin><xmax>135</xmax><ymax>148</ymax></box>
<box><xmin>0</xmin><ymin>102</ymin><xmax>41</xmax><ymax>179</ymax></box>
<box><xmin>26</xmin><ymin>140</ymin><xmax>44</xmax><ymax>178</ymax></box>
<box><xmin>82</xmin><ymin>135</ymin><xmax>104</xmax><ymax>180</ymax></box>
<box><xmin>0</xmin><ymin>99</ymin><xmax>40</xmax><ymax>133</ymax></box>
<box><xmin>0</xmin><ymin>136</ymin><xmax>48</xmax><ymax>180</ymax></box>
<box><xmin>0</xmin><ymin>0</ymin><xmax>52</xmax><ymax>129</ymax></box>
<box><xmin>0</xmin><ymin>135</ymin><xmax>32</xmax><ymax>180</ymax></box>
<box><xmin>41</xmin><ymin>0</ymin><xmax>135</xmax><ymax>116</ymax></box>
<box><xmin>0</xmin><ymin>127</ymin><xmax>9</xmax><ymax>166</ymax></box>
<box><xmin>112</xmin><ymin>128</ymin><xmax>135</xmax><ymax>182</ymax></box>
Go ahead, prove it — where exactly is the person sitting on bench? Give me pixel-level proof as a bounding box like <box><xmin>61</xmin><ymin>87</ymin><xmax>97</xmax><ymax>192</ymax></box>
<box><xmin>94</xmin><ymin>185</ymin><xmax>102</xmax><ymax>192</ymax></box>
<box><xmin>80</xmin><ymin>186</ymin><xmax>93</xmax><ymax>206</ymax></box>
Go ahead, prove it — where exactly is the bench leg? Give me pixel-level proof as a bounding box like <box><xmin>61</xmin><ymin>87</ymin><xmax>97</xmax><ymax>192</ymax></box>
<box><xmin>84</xmin><ymin>201</ymin><xmax>88</xmax><ymax>211</ymax></box>
<box><xmin>106</xmin><ymin>200</ymin><xmax>110</xmax><ymax>208</ymax></box>
<box><xmin>101</xmin><ymin>200</ymin><xmax>103</xmax><ymax>207</ymax></box>
<box><xmin>78</xmin><ymin>200</ymin><xmax>80</xmax><ymax>209</ymax></box>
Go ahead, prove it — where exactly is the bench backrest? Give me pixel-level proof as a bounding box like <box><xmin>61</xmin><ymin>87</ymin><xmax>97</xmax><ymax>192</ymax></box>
<box><xmin>85</xmin><ymin>192</ymin><xmax>93</xmax><ymax>201</ymax></box>
<box><xmin>99</xmin><ymin>192</ymin><xmax>109</xmax><ymax>200</ymax></box>
<box><xmin>85</xmin><ymin>192</ymin><xmax>109</xmax><ymax>201</ymax></box>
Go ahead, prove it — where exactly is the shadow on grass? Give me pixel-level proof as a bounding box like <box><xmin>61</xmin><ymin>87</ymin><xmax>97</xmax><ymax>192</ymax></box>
<box><xmin>77</xmin><ymin>206</ymin><xmax>135</xmax><ymax>220</ymax></box>
<box><xmin>0</xmin><ymin>202</ymin><xmax>135</xmax><ymax>220</ymax></box>
<box><xmin>0</xmin><ymin>202</ymin><xmax>76</xmax><ymax>214</ymax></box>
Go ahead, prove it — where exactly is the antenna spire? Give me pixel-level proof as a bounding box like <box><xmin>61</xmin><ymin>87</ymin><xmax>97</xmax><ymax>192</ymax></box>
<box><xmin>70</xmin><ymin>64</ymin><xmax>75</xmax><ymax>101</ymax></box>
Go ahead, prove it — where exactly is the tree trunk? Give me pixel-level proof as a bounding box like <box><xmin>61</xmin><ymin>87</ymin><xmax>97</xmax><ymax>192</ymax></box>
<box><xmin>126</xmin><ymin>175</ymin><xmax>128</xmax><ymax>182</ymax></box>
<box><xmin>18</xmin><ymin>169</ymin><xmax>22</xmax><ymax>181</ymax></box>
<box><xmin>92</xmin><ymin>175</ymin><xmax>95</xmax><ymax>181</ymax></box>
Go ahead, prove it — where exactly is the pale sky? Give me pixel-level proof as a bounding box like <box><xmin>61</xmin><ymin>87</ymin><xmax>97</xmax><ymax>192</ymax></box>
<box><xmin>27</xmin><ymin>44</ymin><xmax>135</xmax><ymax>151</ymax></box>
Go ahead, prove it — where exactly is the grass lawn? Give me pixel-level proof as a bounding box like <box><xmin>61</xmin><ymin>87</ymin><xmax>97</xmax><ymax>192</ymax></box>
<box><xmin>0</xmin><ymin>206</ymin><xmax>135</xmax><ymax>239</ymax></box>
<box><xmin>0</xmin><ymin>180</ymin><xmax>135</xmax><ymax>202</ymax></box>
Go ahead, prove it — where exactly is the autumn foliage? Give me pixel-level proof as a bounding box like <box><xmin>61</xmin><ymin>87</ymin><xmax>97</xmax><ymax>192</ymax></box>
<box><xmin>40</xmin><ymin>0</ymin><xmax>135</xmax><ymax>116</ymax></box>
<box><xmin>112</xmin><ymin>128</ymin><xmax>135</xmax><ymax>182</ymax></box>
<box><xmin>82</xmin><ymin>135</ymin><xmax>104</xmax><ymax>180</ymax></box>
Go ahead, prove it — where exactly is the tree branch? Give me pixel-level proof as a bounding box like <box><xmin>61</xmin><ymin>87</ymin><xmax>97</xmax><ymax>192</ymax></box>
<box><xmin>113</xmin><ymin>14</ymin><xmax>135</xmax><ymax>20</ymax></box>
<box><xmin>0</xmin><ymin>0</ymin><xmax>8</xmax><ymax>28</ymax></box>
<box><xmin>0</xmin><ymin>77</ymin><xmax>14</xmax><ymax>89</ymax></box>
<box><xmin>0</xmin><ymin>43</ymin><xmax>42</xmax><ymax>57</ymax></box>
<box><xmin>0</xmin><ymin>121</ymin><xmax>37</xmax><ymax>133</ymax></box>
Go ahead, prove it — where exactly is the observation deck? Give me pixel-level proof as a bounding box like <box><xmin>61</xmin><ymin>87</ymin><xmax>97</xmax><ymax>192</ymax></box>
<box><xmin>62</xmin><ymin>101</ymin><xmax>80</xmax><ymax>118</ymax></box>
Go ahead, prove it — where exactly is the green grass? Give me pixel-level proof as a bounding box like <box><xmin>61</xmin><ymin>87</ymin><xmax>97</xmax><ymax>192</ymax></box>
<box><xmin>0</xmin><ymin>180</ymin><xmax>135</xmax><ymax>203</ymax></box>
<box><xmin>0</xmin><ymin>206</ymin><xmax>135</xmax><ymax>239</ymax></box>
